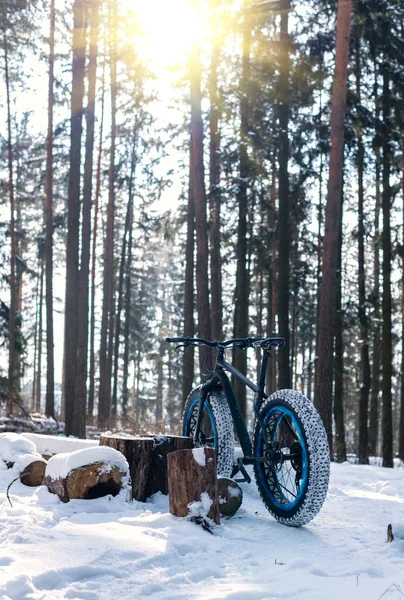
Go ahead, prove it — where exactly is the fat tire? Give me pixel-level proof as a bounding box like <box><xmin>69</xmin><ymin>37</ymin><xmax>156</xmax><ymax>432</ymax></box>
<box><xmin>253</xmin><ymin>389</ymin><xmax>330</xmax><ymax>527</ymax></box>
<box><xmin>182</xmin><ymin>385</ymin><xmax>234</xmax><ymax>477</ymax></box>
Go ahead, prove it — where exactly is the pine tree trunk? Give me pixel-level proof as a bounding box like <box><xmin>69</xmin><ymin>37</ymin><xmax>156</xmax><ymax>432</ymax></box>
<box><xmin>314</xmin><ymin>0</ymin><xmax>352</xmax><ymax>454</ymax></box>
<box><xmin>36</xmin><ymin>258</ymin><xmax>45</xmax><ymax>414</ymax></box>
<box><xmin>99</xmin><ymin>0</ymin><xmax>117</xmax><ymax>428</ymax></box>
<box><xmin>122</xmin><ymin>141</ymin><xmax>136</xmax><ymax>419</ymax></box>
<box><xmin>277</xmin><ymin>1</ymin><xmax>291</xmax><ymax>390</ymax></box>
<box><xmin>76</xmin><ymin>0</ymin><xmax>100</xmax><ymax>436</ymax></box>
<box><xmin>355</xmin><ymin>34</ymin><xmax>370</xmax><ymax>465</ymax></box>
<box><xmin>44</xmin><ymin>0</ymin><xmax>55</xmax><ymax>419</ymax></box>
<box><xmin>4</xmin><ymin>32</ymin><xmax>17</xmax><ymax>417</ymax></box>
<box><xmin>368</xmin><ymin>63</ymin><xmax>381</xmax><ymax>457</ymax></box>
<box><xmin>233</xmin><ymin>17</ymin><xmax>251</xmax><ymax>419</ymax></box>
<box><xmin>189</xmin><ymin>1</ymin><xmax>212</xmax><ymax>375</ymax></box>
<box><xmin>400</xmin><ymin>151</ymin><xmax>404</xmax><ymax>461</ymax></box>
<box><xmin>334</xmin><ymin>190</ymin><xmax>346</xmax><ymax>462</ymax></box>
<box><xmin>64</xmin><ymin>0</ymin><xmax>86</xmax><ymax>436</ymax></box>
<box><xmin>266</xmin><ymin>156</ymin><xmax>277</xmax><ymax>395</ymax></box>
<box><xmin>381</xmin><ymin>61</ymin><xmax>393</xmax><ymax>468</ymax></box>
<box><xmin>209</xmin><ymin>15</ymin><xmax>222</xmax><ymax>342</ymax></box>
<box><xmin>88</xmin><ymin>65</ymin><xmax>105</xmax><ymax>420</ymax></box>
<box><xmin>182</xmin><ymin>163</ymin><xmax>195</xmax><ymax>406</ymax></box>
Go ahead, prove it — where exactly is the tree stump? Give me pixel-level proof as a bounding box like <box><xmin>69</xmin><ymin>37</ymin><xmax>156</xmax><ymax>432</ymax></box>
<box><xmin>99</xmin><ymin>434</ymin><xmax>193</xmax><ymax>501</ymax></box>
<box><xmin>217</xmin><ymin>477</ymin><xmax>243</xmax><ymax>517</ymax></box>
<box><xmin>167</xmin><ymin>447</ymin><xmax>220</xmax><ymax>525</ymax></box>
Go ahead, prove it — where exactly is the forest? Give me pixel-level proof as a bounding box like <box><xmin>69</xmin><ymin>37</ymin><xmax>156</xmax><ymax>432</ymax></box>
<box><xmin>0</xmin><ymin>0</ymin><xmax>403</xmax><ymax>466</ymax></box>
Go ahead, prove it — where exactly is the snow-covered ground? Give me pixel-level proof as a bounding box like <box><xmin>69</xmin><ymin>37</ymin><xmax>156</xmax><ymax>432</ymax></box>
<box><xmin>1</xmin><ymin>454</ymin><xmax>404</xmax><ymax>599</ymax></box>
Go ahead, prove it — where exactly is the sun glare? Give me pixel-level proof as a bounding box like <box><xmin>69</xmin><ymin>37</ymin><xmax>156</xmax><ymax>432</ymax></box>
<box><xmin>131</xmin><ymin>0</ymin><xmax>205</xmax><ymax>67</ymax></box>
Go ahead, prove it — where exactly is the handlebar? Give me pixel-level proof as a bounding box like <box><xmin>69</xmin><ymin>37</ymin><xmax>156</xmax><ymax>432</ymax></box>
<box><xmin>166</xmin><ymin>336</ymin><xmax>285</xmax><ymax>350</ymax></box>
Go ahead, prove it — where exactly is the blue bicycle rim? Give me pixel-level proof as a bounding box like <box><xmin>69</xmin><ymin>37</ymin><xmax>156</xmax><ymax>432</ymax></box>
<box><xmin>183</xmin><ymin>397</ymin><xmax>218</xmax><ymax>450</ymax></box>
<box><xmin>256</xmin><ymin>406</ymin><xmax>308</xmax><ymax>511</ymax></box>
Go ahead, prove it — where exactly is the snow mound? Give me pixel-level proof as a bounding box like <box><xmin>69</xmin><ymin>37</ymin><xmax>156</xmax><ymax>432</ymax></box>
<box><xmin>45</xmin><ymin>446</ymin><xmax>130</xmax><ymax>480</ymax></box>
<box><xmin>21</xmin><ymin>432</ymin><xmax>98</xmax><ymax>456</ymax></box>
<box><xmin>0</xmin><ymin>432</ymin><xmax>38</xmax><ymax>463</ymax></box>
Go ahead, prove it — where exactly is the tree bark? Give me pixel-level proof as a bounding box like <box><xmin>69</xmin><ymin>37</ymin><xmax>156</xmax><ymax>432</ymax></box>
<box><xmin>64</xmin><ymin>0</ymin><xmax>86</xmax><ymax>436</ymax></box>
<box><xmin>314</xmin><ymin>0</ymin><xmax>352</xmax><ymax>454</ymax></box>
<box><xmin>4</xmin><ymin>31</ymin><xmax>17</xmax><ymax>416</ymax></box>
<box><xmin>88</xmin><ymin>64</ymin><xmax>105</xmax><ymax>420</ymax></box>
<box><xmin>35</xmin><ymin>257</ymin><xmax>45</xmax><ymax>414</ymax></box>
<box><xmin>189</xmin><ymin>0</ymin><xmax>212</xmax><ymax>375</ymax></box>
<box><xmin>233</xmin><ymin>14</ymin><xmax>251</xmax><ymax>419</ymax></box>
<box><xmin>381</xmin><ymin>58</ymin><xmax>393</xmax><ymax>468</ymax></box>
<box><xmin>355</xmin><ymin>33</ymin><xmax>370</xmax><ymax>465</ymax></box>
<box><xmin>99</xmin><ymin>0</ymin><xmax>117</xmax><ymax>428</ymax></box>
<box><xmin>333</xmin><ymin>188</ymin><xmax>346</xmax><ymax>462</ymax></box>
<box><xmin>400</xmin><ymin>150</ymin><xmax>404</xmax><ymax>461</ymax></box>
<box><xmin>368</xmin><ymin>61</ymin><xmax>381</xmax><ymax>457</ymax></box>
<box><xmin>209</xmin><ymin>8</ymin><xmax>222</xmax><ymax>342</ymax></box>
<box><xmin>182</xmin><ymin>162</ymin><xmax>195</xmax><ymax>406</ymax></box>
<box><xmin>44</xmin><ymin>0</ymin><xmax>55</xmax><ymax>418</ymax></box>
<box><xmin>277</xmin><ymin>0</ymin><xmax>291</xmax><ymax>389</ymax></box>
<box><xmin>76</xmin><ymin>0</ymin><xmax>100</xmax><ymax>435</ymax></box>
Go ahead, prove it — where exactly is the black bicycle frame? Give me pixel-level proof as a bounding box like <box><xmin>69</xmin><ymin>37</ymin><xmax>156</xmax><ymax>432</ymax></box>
<box><xmin>194</xmin><ymin>346</ymin><xmax>271</xmax><ymax>462</ymax></box>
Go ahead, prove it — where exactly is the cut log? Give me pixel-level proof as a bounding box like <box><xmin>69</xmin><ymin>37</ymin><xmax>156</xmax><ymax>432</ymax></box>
<box><xmin>44</xmin><ymin>462</ymin><xmax>127</xmax><ymax>503</ymax></box>
<box><xmin>99</xmin><ymin>434</ymin><xmax>193</xmax><ymax>501</ymax></box>
<box><xmin>20</xmin><ymin>459</ymin><xmax>47</xmax><ymax>487</ymax></box>
<box><xmin>43</xmin><ymin>446</ymin><xmax>130</xmax><ymax>503</ymax></box>
<box><xmin>167</xmin><ymin>447</ymin><xmax>220</xmax><ymax>525</ymax></box>
<box><xmin>217</xmin><ymin>477</ymin><xmax>243</xmax><ymax>517</ymax></box>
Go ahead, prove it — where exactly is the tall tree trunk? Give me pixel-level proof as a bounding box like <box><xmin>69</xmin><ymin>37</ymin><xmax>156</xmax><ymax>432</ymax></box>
<box><xmin>64</xmin><ymin>0</ymin><xmax>86</xmax><ymax>436</ymax></box>
<box><xmin>266</xmin><ymin>155</ymin><xmax>277</xmax><ymax>395</ymax></box>
<box><xmin>99</xmin><ymin>0</ymin><xmax>117</xmax><ymax>428</ymax></box>
<box><xmin>277</xmin><ymin>0</ymin><xmax>291</xmax><ymax>389</ymax></box>
<box><xmin>4</xmin><ymin>32</ymin><xmax>17</xmax><ymax>416</ymax></box>
<box><xmin>334</xmin><ymin>187</ymin><xmax>346</xmax><ymax>462</ymax></box>
<box><xmin>45</xmin><ymin>0</ymin><xmax>55</xmax><ymax>418</ymax></box>
<box><xmin>76</xmin><ymin>0</ymin><xmax>99</xmax><ymax>436</ymax></box>
<box><xmin>381</xmin><ymin>59</ymin><xmax>393</xmax><ymax>468</ymax></box>
<box><xmin>400</xmin><ymin>151</ymin><xmax>404</xmax><ymax>461</ymax></box>
<box><xmin>88</xmin><ymin>65</ymin><xmax>105</xmax><ymax>420</ymax></box>
<box><xmin>36</xmin><ymin>257</ymin><xmax>45</xmax><ymax>414</ymax></box>
<box><xmin>368</xmin><ymin>61</ymin><xmax>381</xmax><ymax>456</ymax></box>
<box><xmin>314</xmin><ymin>0</ymin><xmax>352</xmax><ymax>454</ymax></box>
<box><xmin>189</xmin><ymin>0</ymin><xmax>212</xmax><ymax>375</ymax></box>
<box><xmin>182</xmin><ymin>163</ymin><xmax>195</xmax><ymax>406</ymax></box>
<box><xmin>233</xmin><ymin>14</ymin><xmax>251</xmax><ymax>420</ymax></box>
<box><xmin>209</xmin><ymin>8</ymin><xmax>222</xmax><ymax>342</ymax></box>
<box><xmin>356</xmin><ymin>33</ymin><xmax>370</xmax><ymax>465</ymax></box>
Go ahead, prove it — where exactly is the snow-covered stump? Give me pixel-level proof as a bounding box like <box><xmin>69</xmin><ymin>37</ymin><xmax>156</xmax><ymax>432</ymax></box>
<box><xmin>99</xmin><ymin>434</ymin><xmax>194</xmax><ymax>501</ymax></box>
<box><xmin>43</xmin><ymin>447</ymin><xmax>130</xmax><ymax>503</ymax></box>
<box><xmin>167</xmin><ymin>447</ymin><xmax>220</xmax><ymax>526</ymax></box>
<box><xmin>0</xmin><ymin>432</ymin><xmax>47</xmax><ymax>486</ymax></box>
<box><xmin>217</xmin><ymin>477</ymin><xmax>243</xmax><ymax>517</ymax></box>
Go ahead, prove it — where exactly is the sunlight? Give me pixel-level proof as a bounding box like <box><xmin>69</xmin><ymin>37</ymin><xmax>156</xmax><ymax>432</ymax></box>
<box><xmin>129</xmin><ymin>0</ymin><xmax>206</xmax><ymax>68</ymax></box>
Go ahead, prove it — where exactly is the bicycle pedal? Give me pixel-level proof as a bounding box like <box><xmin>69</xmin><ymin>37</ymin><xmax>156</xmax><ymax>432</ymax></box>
<box><xmin>233</xmin><ymin>458</ymin><xmax>251</xmax><ymax>484</ymax></box>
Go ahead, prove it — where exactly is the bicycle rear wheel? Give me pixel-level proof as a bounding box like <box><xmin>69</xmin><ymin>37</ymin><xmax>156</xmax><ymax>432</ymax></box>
<box><xmin>182</xmin><ymin>385</ymin><xmax>234</xmax><ymax>477</ymax></box>
<box><xmin>253</xmin><ymin>389</ymin><xmax>330</xmax><ymax>527</ymax></box>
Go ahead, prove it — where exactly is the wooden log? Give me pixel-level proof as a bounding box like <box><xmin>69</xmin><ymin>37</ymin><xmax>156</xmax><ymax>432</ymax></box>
<box><xmin>217</xmin><ymin>477</ymin><xmax>243</xmax><ymax>517</ymax></box>
<box><xmin>43</xmin><ymin>462</ymin><xmax>127</xmax><ymax>503</ymax></box>
<box><xmin>20</xmin><ymin>459</ymin><xmax>47</xmax><ymax>487</ymax></box>
<box><xmin>167</xmin><ymin>447</ymin><xmax>220</xmax><ymax>525</ymax></box>
<box><xmin>99</xmin><ymin>434</ymin><xmax>193</xmax><ymax>501</ymax></box>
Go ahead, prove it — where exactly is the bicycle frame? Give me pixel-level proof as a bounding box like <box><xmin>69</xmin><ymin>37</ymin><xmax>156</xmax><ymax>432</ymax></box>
<box><xmin>194</xmin><ymin>346</ymin><xmax>271</xmax><ymax>463</ymax></box>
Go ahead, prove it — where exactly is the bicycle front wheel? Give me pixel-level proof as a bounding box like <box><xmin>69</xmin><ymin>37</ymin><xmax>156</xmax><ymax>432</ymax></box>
<box><xmin>182</xmin><ymin>385</ymin><xmax>234</xmax><ymax>477</ymax></box>
<box><xmin>253</xmin><ymin>389</ymin><xmax>330</xmax><ymax>527</ymax></box>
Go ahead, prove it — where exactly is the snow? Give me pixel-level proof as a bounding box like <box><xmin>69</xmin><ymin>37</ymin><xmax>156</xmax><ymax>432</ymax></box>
<box><xmin>1</xmin><ymin>459</ymin><xmax>404</xmax><ymax>599</ymax></box>
<box><xmin>0</xmin><ymin>432</ymin><xmax>39</xmax><ymax>463</ymax></box>
<box><xmin>192</xmin><ymin>447</ymin><xmax>207</xmax><ymax>467</ymax></box>
<box><xmin>45</xmin><ymin>447</ymin><xmax>130</xmax><ymax>480</ymax></box>
<box><xmin>21</xmin><ymin>432</ymin><xmax>98</xmax><ymax>455</ymax></box>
